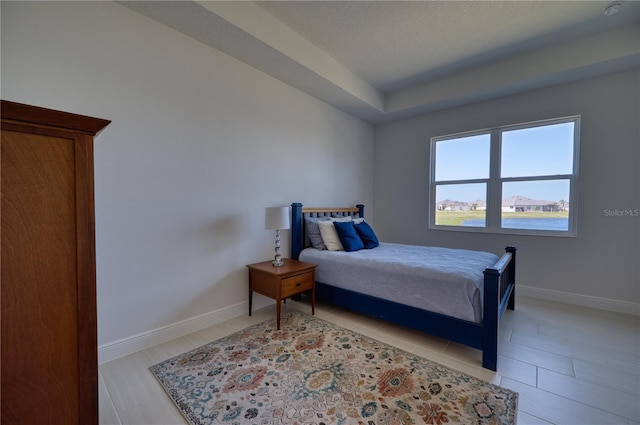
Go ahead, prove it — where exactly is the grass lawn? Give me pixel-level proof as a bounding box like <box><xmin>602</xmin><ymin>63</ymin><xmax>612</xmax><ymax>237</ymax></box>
<box><xmin>435</xmin><ymin>210</ymin><xmax>569</xmax><ymax>226</ymax></box>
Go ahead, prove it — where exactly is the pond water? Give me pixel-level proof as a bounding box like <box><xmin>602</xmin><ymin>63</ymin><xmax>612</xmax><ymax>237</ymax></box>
<box><xmin>461</xmin><ymin>218</ymin><xmax>568</xmax><ymax>231</ymax></box>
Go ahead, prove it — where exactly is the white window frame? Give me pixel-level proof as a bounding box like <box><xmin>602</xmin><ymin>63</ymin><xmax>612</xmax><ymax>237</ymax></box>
<box><xmin>428</xmin><ymin>116</ymin><xmax>580</xmax><ymax>237</ymax></box>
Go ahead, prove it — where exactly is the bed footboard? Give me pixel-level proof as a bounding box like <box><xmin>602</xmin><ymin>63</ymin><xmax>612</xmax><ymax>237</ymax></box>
<box><xmin>482</xmin><ymin>246</ymin><xmax>517</xmax><ymax>370</ymax></box>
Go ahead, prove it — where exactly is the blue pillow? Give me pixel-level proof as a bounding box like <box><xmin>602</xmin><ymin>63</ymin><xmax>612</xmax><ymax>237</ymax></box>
<box><xmin>354</xmin><ymin>221</ymin><xmax>379</xmax><ymax>249</ymax></box>
<box><xmin>333</xmin><ymin>221</ymin><xmax>364</xmax><ymax>252</ymax></box>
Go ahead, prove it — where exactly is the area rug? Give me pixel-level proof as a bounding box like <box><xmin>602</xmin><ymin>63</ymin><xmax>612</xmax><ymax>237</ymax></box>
<box><xmin>150</xmin><ymin>311</ymin><xmax>518</xmax><ymax>425</ymax></box>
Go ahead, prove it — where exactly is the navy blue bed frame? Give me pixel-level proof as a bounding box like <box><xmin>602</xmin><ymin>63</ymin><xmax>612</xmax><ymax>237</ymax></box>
<box><xmin>290</xmin><ymin>202</ymin><xmax>516</xmax><ymax>371</ymax></box>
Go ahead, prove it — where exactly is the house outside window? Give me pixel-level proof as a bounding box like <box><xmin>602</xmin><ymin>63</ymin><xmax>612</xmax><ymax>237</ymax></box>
<box><xmin>429</xmin><ymin>116</ymin><xmax>580</xmax><ymax>236</ymax></box>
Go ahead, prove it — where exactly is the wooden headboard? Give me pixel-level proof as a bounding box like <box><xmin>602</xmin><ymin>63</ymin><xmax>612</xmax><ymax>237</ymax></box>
<box><xmin>290</xmin><ymin>203</ymin><xmax>364</xmax><ymax>260</ymax></box>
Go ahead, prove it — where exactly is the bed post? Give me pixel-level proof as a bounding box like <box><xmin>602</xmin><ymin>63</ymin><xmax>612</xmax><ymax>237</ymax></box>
<box><xmin>356</xmin><ymin>204</ymin><xmax>364</xmax><ymax>218</ymax></box>
<box><xmin>482</xmin><ymin>246</ymin><xmax>517</xmax><ymax>370</ymax></box>
<box><xmin>482</xmin><ymin>267</ymin><xmax>499</xmax><ymax>371</ymax></box>
<box><xmin>291</xmin><ymin>203</ymin><xmax>303</xmax><ymax>260</ymax></box>
<box><xmin>506</xmin><ymin>246</ymin><xmax>516</xmax><ymax>310</ymax></box>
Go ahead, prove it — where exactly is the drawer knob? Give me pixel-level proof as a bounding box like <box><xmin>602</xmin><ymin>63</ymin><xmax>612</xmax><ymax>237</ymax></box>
<box><xmin>296</xmin><ymin>282</ymin><xmax>301</xmax><ymax>287</ymax></box>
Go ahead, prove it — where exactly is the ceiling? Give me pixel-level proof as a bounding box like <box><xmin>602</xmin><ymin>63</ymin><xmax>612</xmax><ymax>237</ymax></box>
<box><xmin>121</xmin><ymin>1</ymin><xmax>640</xmax><ymax>124</ymax></box>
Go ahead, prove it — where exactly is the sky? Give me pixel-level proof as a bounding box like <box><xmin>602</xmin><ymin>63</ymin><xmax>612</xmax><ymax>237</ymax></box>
<box><xmin>434</xmin><ymin>121</ymin><xmax>575</xmax><ymax>203</ymax></box>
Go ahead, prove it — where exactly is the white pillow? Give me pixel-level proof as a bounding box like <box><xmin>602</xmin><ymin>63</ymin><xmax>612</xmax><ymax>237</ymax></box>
<box><xmin>318</xmin><ymin>220</ymin><xmax>345</xmax><ymax>251</ymax></box>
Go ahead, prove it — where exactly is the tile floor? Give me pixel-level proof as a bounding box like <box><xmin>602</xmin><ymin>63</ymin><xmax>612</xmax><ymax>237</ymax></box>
<box><xmin>99</xmin><ymin>296</ymin><xmax>640</xmax><ymax>424</ymax></box>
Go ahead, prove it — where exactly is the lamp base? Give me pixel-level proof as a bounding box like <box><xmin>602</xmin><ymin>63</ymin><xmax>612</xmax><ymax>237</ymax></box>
<box><xmin>272</xmin><ymin>228</ymin><xmax>284</xmax><ymax>267</ymax></box>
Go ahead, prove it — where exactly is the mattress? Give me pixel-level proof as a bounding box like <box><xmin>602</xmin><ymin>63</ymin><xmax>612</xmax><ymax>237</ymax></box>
<box><xmin>299</xmin><ymin>242</ymin><xmax>500</xmax><ymax>323</ymax></box>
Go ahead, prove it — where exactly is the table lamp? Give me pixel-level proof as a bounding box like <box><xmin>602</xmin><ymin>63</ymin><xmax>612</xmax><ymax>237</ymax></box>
<box><xmin>265</xmin><ymin>206</ymin><xmax>290</xmax><ymax>266</ymax></box>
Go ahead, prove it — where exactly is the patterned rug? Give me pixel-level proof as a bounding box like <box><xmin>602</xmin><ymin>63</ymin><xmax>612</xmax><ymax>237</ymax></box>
<box><xmin>150</xmin><ymin>311</ymin><xmax>518</xmax><ymax>425</ymax></box>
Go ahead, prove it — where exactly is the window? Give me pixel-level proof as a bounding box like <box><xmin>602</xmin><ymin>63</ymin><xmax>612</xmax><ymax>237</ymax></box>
<box><xmin>429</xmin><ymin>116</ymin><xmax>579</xmax><ymax>236</ymax></box>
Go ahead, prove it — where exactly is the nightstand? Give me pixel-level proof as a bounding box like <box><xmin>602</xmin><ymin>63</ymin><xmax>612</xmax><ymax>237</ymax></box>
<box><xmin>246</xmin><ymin>259</ymin><xmax>317</xmax><ymax>330</ymax></box>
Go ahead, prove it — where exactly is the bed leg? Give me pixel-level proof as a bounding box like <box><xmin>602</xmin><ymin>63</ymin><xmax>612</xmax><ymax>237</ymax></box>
<box><xmin>483</xmin><ymin>347</ymin><xmax>498</xmax><ymax>371</ymax></box>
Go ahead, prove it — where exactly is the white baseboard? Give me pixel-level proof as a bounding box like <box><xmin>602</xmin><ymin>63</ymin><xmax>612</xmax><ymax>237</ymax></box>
<box><xmin>98</xmin><ymin>298</ymin><xmax>273</xmax><ymax>364</ymax></box>
<box><xmin>517</xmin><ymin>285</ymin><xmax>640</xmax><ymax>316</ymax></box>
<box><xmin>99</xmin><ymin>287</ymin><xmax>638</xmax><ymax>364</ymax></box>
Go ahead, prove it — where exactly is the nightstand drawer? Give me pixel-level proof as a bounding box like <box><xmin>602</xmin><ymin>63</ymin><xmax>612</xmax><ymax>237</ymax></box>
<box><xmin>281</xmin><ymin>272</ymin><xmax>314</xmax><ymax>298</ymax></box>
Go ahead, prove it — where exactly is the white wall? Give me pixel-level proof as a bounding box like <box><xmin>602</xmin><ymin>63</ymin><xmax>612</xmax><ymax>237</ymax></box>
<box><xmin>374</xmin><ymin>69</ymin><xmax>640</xmax><ymax>310</ymax></box>
<box><xmin>3</xmin><ymin>2</ymin><xmax>637</xmax><ymax>362</ymax></box>
<box><xmin>1</xmin><ymin>1</ymin><xmax>374</xmax><ymax>355</ymax></box>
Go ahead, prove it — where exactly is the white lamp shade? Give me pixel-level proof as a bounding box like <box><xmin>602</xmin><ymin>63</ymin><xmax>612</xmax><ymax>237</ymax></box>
<box><xmin>265</xmin><ymin>206</ymin><xmax>290</xmax><ymax>230</ymax></box>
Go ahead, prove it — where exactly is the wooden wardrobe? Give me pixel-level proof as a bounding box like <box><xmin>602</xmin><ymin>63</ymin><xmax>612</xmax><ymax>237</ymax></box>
<box><xmin>1</xmin><ymin>100</ymin><xmax>110</xmax><ymax>424</ymax></box>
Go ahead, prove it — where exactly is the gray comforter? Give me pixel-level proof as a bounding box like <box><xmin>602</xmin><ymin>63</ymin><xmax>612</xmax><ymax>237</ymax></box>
<box><xmin>299</xmin><ymin>242</ymin><xmax>499</xmax><ymax>323</ymax></box>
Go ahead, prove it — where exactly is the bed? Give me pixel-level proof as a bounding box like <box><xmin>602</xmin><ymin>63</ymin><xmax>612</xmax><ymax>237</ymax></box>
<box><xmin>290</xmin><ymin>203</ymin><xmax>516</xmax><ymax>371</ymax></box>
